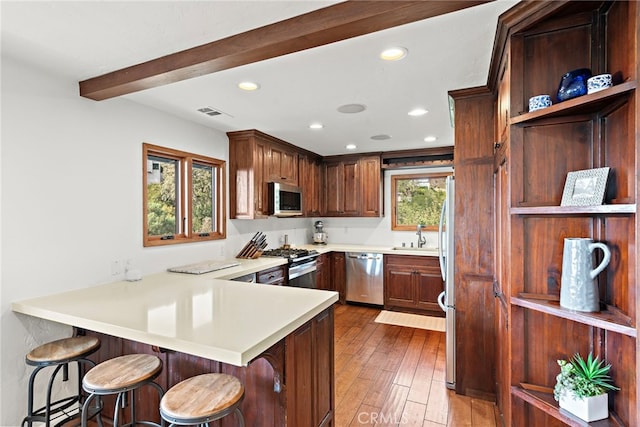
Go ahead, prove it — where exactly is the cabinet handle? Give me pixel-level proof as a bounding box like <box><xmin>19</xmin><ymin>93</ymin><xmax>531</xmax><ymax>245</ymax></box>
<box><xmin>494</xmin><ymin>142</ymin><xmax>502</xmax><ymax>150</ymax></box>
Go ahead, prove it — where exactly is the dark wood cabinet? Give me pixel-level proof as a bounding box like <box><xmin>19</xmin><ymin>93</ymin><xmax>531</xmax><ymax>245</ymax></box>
<box><xmin>383</xmin><ymin>255</ymin><xmax>443</xmax><ymax>316</ymax></box>
<box><xmin>268</xmin><ymin>143</ymin><xmax>298</xmax><ymax>185</ymax></box>
<box><xmin>323</xmin><ymin>158</ymin><xmax>359</xmax><ymax>216</ymax></box>
<box><xmin>299</xmin><ymin>154</ymin><xmax>323</xmax><ymax>217</ymax></box>
<box><xmin>285</xmin><ymin>308</ymin><xmax>334</xmax><ymax>427</ymax></box>
<box><xmin>484</xmin><ymin>2</ymin><xmax>639</xmax><ymax>426</ymax></box>
<box><xmin>257</xmin><ymin>265</ymin><xmax>287</xmax><ymax>286</ymax></box>
<box><xmin>84</xmin><ymin>307</ymin><xmax>334</xmax><ymax>427</ymax></box>
<box><xmin>330</xmin><ymin>252</ymin><xmax>346</xmax><ymax>304</ymax></box>
<box><xmin>316</xmin><ymin>253</ymin><xmax>329</xmax><ymax>291</ymax></box>
<box><xmin>323</xmin><ymin>155</ymin><xmax>382</xmax><ymax>217</ymax></box>
<box><xmin>229</xmin><ymin>129</ymin><xmax>382</xmax><ymax>218</ymax></box>
<box><xmin>228</xmin><ymin>130</ymin><xmax>269</xmax><ymax>219</ymax></box>
<box><xmin>359</xmin><ymin>155</ymin><xmax>382</xmax><ymax>217</ymax></box>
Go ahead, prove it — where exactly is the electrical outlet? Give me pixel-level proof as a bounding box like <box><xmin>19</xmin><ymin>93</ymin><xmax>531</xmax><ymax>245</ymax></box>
<box><xmin>111</xmin><ymin>260</ymin><xmax>122</xmax><ymax>276</ymax></box>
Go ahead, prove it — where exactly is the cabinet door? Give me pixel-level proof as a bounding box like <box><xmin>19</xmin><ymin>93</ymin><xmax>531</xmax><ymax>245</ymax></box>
<box><xmin>330</xmin><ymin>252</ymin><xmax>346</xmax><ymax>303</ymax></box>
<box><xmin>316</xmin><ymin>253</ymin><xmax>329</xmax><ymax>291</ymax></box>
<box><xmin>342</xmin><ymin>160</ymin><xmax>359</xmax><ymax>216</ymax></box>
<box><xmin>323</xmin><ymin>162</ymin><xmax>343</xmax><ymax>216</ymax></box>
<box><xmin>257</xmin><ymin>265</ymin><xmax>287</xmax><ymax>285</ymax></box>
<box><xmin>359</xmin><ymin>156</ymin><xmax>381</xmax><ymax>217</ymax></box>
<box><xmin>313</xmin><ymin>309</ymin><xmax>334</xmax><ymax>426</ymax></box>
<box><xmin>269</xmin><ymin>145</ymin><xmax>299</xmax><ymax>185</ymax></box>
<box><xmin>286</xmin><ymin>322</ymin><xmax>314</xmax><ymax>427</ymax></box>
<box><xmin>415</xmin><ymin>268</ymin><xmax>445</xmax><ymax>314</ymax></box>
<box><xmin>384</xmin><ymin>266</ymin><xmax>416</xmax><ymax>309</ymax></box>
<box><xmin>254</xmin><ymin>139</ymin><xmax>268</xmax><ymax>216</ymax></box>
<box><xmin>300</xmin><ymin>155</ymin><xmax>322</xmax><ymax>217</ymax></box>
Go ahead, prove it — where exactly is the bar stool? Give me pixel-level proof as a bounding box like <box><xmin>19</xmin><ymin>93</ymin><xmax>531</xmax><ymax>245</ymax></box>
<box><xmin>22</xmin><ymin>335</ymin><xmax>101</xmax><ymax>427</ymax></box>
<box><xmin>160</xmin><ymin>373</ymin><xmax>245</xmax><ymax>426</ymax></box>
<box><xmin>81</xmin><ymin>353</ymin><xmax>164</xmax><ymax>427</ymax></box>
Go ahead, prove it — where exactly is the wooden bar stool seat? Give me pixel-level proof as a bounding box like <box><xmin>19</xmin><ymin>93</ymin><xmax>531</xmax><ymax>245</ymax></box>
<box><xmin>160</xmin><ymin>373</ymin><xmax>245</xmax><ymax>426</ymax></box>
<box><xmin>81</xmin><ymin>354</ymin><xmax>164</xmax><ymax>427</ymax></box>
<box><xmin>22</xmin><ymin>336</ymin><xmax>101</xmax><ymax>427</ymax></box>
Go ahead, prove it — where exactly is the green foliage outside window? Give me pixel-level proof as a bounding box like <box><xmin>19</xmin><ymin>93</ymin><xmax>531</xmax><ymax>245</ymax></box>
<box><xmin>392</xmin><ymin>173</ymin><xmax>450</xmax><ymax>230</ymax></box>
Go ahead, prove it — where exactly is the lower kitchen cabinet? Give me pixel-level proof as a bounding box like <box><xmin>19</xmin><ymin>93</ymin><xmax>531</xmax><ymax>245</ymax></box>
<box><xmin>331</xmin><ymin>252</ymin><xmax>345</xmax><ymax>303</ymax></box>
<box><xmin>383</xmin><ymin>255</ymin><xmax>444</xmax><ymax>316</ymax></box>
<box><xmin>286</xmin><ymin>308</ymin><xmax>334</xmax><ymax>427</ymax></box>
<box><xmin>82</xmin><ymin>307</ymin><xmax>334</xmax><ymax>427</ymax></box>
<box><xmin>257</xmin><ymin>265</ymin><xmax>287</xmax><ymax>286</ymax></box>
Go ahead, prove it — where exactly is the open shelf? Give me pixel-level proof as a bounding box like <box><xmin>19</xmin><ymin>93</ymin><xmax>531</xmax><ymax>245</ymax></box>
<box><xmin>512</xmin><ymin>295</ymin><xmax>636</xmax><ymax>337</ymax></box>
<box><xmin>511</xmin><ymin>386</ymin><xmax>624</xmax><ymax>427</ymax></box>
<box><xmin>511</xmin><ymin>81</ymin><xmax>637</xmax><ymax>125</ymax></box>
<box><xmin>510</xmin><ymin>205</ymin><xmax>636</xmax><ymax>216</ymax></box>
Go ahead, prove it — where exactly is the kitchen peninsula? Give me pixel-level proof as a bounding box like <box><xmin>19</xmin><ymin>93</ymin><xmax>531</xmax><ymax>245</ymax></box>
<box><xmin>12</xmin><ymin>266</ymin><xmax>338</xmax><ymax>426</ymax></box>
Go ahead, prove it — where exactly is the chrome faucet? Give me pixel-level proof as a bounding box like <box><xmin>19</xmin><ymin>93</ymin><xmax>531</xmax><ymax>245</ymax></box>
<box><xmin>416</xmin><ymin>224</ymin><xmax>426</xmax><ymax>248</ymax></box>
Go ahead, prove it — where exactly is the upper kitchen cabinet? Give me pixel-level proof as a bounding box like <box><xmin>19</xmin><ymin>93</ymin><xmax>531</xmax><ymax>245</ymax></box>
<box><xmin>487</xmin><ymin>1</ymin><xmax>639</xmax><ymax>426</ymax></box>
<box><xmin>299</xmin><ymin>154</ymin><xmax>323</xmax><ymax>217</ymax></box>
<box><xmin>359</xmin><ymin>155</ymin><xmax>383</xmax><ymax>217</ymax></box>
<box><xmin>268</xmin><ymin>142</ymin><xmax>299</xmax><ymax>185</ymax></box>
<box><xmin>322</xmin><ymin>154</ymin><xmax>382</xmax><ymax>217</ymax></box>
<box><xmin>228</xmin><ymin>129</ymin><xmax>306</xmax><ymax>219</ymax></box>
<box><xmin>228</xmin><ymin>129</ymin><xmax>269</xmax><ymax>219</ymax></box>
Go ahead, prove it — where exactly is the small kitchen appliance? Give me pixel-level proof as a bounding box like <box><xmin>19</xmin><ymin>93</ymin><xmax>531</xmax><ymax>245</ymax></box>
<box><xmin>313</xmin><ymin>220</ymin><xmax>327</xmax><ymax>245</ymax></box>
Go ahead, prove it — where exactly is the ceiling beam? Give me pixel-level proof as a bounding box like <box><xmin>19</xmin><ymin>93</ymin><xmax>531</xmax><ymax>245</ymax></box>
<box><xmin>79</xmin><ymin>0</ymin><xmax>491</xmax><ymax>100</ymax></box>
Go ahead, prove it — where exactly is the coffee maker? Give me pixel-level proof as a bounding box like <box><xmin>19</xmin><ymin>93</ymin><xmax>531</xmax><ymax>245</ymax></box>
<box><xmin>313</xmin><ymin>220</ymin><xmax>327</xmax><ymax>245</ymax></box>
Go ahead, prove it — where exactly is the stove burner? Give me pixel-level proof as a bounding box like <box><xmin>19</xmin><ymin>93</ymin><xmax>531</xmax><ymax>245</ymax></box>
<box><xmin>262</xmin><ymin>248</ymin><xmax>318</xmax><ymax>259</ymax></box>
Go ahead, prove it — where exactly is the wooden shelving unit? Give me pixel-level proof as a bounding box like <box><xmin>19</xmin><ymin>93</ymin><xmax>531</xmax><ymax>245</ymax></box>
<box><xmin>511</xmin><ymin>296</ymin><xmax>636</xmax><ymax>337</ymax></box>
<box><xmin>511</xmin><ymin>387</ymin><xmax>625</xmax><ymax>427</ymax></box>
<box><xmin>487</xmin><ymin>1</ymin><xmax>639</xmax><ymax>426</ymax></box>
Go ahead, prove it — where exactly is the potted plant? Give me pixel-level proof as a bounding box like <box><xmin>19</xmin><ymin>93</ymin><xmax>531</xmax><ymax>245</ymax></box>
<box><xmin>553</xmin><ymin>352</ymin><xmax>619</xmax><ymax>422</ymax></box>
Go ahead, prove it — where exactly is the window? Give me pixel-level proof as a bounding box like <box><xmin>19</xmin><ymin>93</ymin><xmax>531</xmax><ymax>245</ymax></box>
<box><xmin>143</xmin><ymin>143</ymin><xmax>226</xmax><ymax>246</ymax></box>
<box><xmin>391</xmin><ymin>173</ymin><xmax>451</xmax><ymax>231</ymax></box>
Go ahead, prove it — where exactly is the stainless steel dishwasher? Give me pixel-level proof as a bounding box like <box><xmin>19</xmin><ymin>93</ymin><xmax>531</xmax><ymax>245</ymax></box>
<box><xmin>346</xmin><ymin>253</ymin><xmax>384</xmax><ymax>305</ymax></box>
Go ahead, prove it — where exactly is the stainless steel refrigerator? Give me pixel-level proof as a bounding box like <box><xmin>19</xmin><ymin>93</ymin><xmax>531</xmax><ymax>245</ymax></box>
<box><xmin>437</xmin><ymin>175</ymin><xmax>455</xmax><ymax>389</ymax></box>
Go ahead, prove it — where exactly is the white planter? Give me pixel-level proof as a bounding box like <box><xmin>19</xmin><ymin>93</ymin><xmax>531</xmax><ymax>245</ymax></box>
<box><xmin>559</xmin><ymin>393</ymin><xmax>609</xmax><ymax>422</ymax></box>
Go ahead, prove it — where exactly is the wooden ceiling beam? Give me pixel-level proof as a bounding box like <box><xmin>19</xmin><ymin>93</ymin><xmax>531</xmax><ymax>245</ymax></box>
<box><xmin>79</xmin><ymin>0</ymin><xmax>491</xmax><ymax>100</ymax></box>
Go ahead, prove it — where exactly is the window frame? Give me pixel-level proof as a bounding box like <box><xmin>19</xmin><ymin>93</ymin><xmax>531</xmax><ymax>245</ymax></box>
<box><xmin>143</xmin><ymin>143</ymin><xmax>226</xmax><ymax>247</ymax></box>
<box><xmin>390</xmin><ymin>172</ymin><xmax>451</xmax><ymax>231</ymax></box>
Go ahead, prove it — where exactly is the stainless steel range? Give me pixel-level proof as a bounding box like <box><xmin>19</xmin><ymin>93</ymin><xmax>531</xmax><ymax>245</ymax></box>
<box><xmin>262</xmin><ymin>248</ymin><xmax>319</xmax><ymax>288</ymax></box>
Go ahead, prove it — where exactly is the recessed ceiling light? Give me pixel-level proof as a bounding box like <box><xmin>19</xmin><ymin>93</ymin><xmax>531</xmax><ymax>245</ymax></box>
<box><xmin>408</xmin><ymin>108</ymin><xmax>428</xmax><ymax>116</ymax></box>
<box><xmin>424</xmin><ymin>136</ymin><xmax>438</xmax><ymax>143</ymax></box>
<box><xmin>309</xmin><ymin>123</ymin><xmax>323</xmax><ymax>129</ymax></box>
<box><xmin>238</xmin><ymin>81</ymin><xmax>260</xmax><ymax>91</ymax></box>
<box><xmin>345</xmin><ymin>144</ymin><xmax>357</xmax><ymax>150</ymax></box>
<box><xmin>371</xmin><ymin>134</ymin><xmax>391</xmax><ymax>140</ymax></box>
<box><xmin>337</xmin><ymin>103</ymin><xmax>366</xmax><ymax>114</ymax></box>
<box><xmin>380</xmin><ymin>47</ymin><xmax>408</xmax><ymax>61</ymax></box>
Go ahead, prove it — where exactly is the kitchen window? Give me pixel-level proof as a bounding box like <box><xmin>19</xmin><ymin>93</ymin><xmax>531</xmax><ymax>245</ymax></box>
<box><xmin>391</xmin><ymin>173</ymin><xmax>450</xmax><ymax>231</ymax></box>
<box><xmin>143</xmin><ymin>143</ymin><xmax>226</xmax><ymax>246</ymax></box>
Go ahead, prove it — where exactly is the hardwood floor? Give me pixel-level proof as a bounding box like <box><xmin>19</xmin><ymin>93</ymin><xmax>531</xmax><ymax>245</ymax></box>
<box><xmin>334</xmin><ymin>304</ymin><xmax>499</xmax><ymax>427</ymax></box>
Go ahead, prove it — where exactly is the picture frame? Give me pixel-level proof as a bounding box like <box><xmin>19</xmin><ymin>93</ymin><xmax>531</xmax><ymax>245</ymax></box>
<box><xmin>561</xmin><ymin>167</ymin><xmax>610</xmax><ymax>206</ymax></box>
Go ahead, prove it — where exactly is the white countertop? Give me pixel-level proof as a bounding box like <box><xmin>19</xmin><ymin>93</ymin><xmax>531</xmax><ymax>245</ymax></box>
<box><xmin>298</xmin><ymin>243</ymin><xmax>440</xmax><ymax>257</ymax></box>
<box><xmin>12</xmin><ymin>272</ymin><xmax>338</xmax><ymax>366</ymax></box>
<box><xmin>11</xmin><ymin>244</ymin><xmax>432</xmax><ymax>367</ymax></box>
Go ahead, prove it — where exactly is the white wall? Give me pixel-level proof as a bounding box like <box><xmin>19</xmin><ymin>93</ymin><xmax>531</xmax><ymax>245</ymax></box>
<box><xmin>0</xmin><ymin>54</ymin><xmax>449</xmax><ymax>424</ymax></box>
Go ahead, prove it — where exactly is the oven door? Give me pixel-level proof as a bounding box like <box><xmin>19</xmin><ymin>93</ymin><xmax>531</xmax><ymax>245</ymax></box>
<box><xmin>287</xmin><ymin>260</ymin><xmax>317</xmax><ymax>288</ymax></box>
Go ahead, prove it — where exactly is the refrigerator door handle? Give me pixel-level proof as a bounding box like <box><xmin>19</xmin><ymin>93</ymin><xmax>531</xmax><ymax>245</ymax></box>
<box><xmin>438</xmin><ymin>196</ymin><xmax>447</xmax><ymax>281</ymax></box>
<box><xmin>437</xmin><ymin>291</ymin><xmax>446</xmax><ymax>312</ymax></box>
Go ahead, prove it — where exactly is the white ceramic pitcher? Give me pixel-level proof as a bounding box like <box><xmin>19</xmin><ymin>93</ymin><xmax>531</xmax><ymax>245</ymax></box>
<box><xmin>560</xmin><ymin>238</ymin><xmax>611</xmax><ymax>312</ymax></box>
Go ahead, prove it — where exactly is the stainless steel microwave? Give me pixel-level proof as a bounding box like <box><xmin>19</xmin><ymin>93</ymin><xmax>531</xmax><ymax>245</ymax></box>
<box><xmin>268</xmin><ymin>182</ymin><xmax>303</xmax><ymax>217</ymax></box>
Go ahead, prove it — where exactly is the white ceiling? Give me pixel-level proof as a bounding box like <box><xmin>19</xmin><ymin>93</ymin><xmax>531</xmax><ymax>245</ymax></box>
<box><xmin>1</xmin><ymin>0</ymin><xmax>518</xmax><ymax>156</ymax></box>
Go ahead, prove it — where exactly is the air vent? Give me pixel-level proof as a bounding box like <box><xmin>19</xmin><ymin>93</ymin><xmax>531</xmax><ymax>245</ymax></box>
<box><xmin>197</xmin><ymin>107</ymin><xmax>222</xmax><ymax>117</ymax></box>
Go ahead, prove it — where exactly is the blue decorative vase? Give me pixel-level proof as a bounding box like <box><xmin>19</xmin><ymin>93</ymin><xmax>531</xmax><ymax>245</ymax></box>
<box><xmin>557</xmin><ymin>68</ymin><xmax>592</xmax><ymax>102</ymax></box>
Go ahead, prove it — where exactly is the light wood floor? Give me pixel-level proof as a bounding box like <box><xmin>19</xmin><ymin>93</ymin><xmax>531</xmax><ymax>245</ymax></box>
<box><xmin>334</xmin><ymin>304</ymin><xmax>499</xmax><ymax>427</ymax></box>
